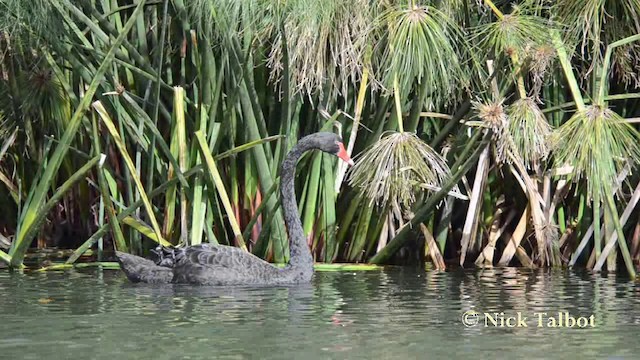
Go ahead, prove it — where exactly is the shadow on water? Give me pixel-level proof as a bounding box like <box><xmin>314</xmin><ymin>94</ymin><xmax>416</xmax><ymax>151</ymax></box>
<box><xmin>1</xmin><ymin>267</ymin><xmax>640</xmax><ymax>359</ymax></box>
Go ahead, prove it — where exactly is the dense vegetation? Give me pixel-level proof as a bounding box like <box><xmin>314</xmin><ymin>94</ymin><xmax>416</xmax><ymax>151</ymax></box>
<box><xmin>2</xmin><ymin>0</ymin><xmax>640</xmax><ymax>277</ymax></box>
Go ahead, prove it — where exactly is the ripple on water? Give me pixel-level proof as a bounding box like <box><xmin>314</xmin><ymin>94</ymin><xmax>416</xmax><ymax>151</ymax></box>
<box><xmin>0</xmin><ymin>268</ymin><xmax>639</xmax><ymax>359</ymax></box>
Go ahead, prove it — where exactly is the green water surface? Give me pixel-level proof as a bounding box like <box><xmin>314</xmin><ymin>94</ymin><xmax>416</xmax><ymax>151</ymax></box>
<box><xmin>1</xmin><ymin>268</ymin><xmax>639</xmax><ymax>359</ymax></box>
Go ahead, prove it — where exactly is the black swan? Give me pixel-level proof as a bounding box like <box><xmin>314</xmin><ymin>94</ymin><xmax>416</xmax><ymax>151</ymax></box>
<box><xmin>115</xmin><ymin>132</ymin><xmax>354</xmax><ymax>285</ymax></box>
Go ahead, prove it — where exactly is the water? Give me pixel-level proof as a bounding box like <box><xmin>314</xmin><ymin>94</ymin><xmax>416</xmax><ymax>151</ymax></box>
<box><xmin>1</xmin><ymin>268</ymin><xmax>639</xmax><ymax>359</ymax></box>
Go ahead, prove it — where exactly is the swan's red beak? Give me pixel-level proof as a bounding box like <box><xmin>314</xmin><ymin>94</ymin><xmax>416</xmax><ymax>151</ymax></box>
<box><xmin>337</xmin><ymin>142</ymin><xmax>354</xmax><ymax>166</ymax></box>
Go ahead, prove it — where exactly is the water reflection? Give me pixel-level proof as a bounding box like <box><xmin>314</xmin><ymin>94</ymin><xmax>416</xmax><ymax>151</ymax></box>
<box><xmin>0</xmin><ymin>267</ymin><xmax>639</xmax><ymax>359</ymax></box>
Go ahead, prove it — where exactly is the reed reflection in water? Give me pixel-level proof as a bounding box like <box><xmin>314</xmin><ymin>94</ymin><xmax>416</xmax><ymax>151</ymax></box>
<box><xmin>0</xmin><ymin>268</ymin><xmax>639</xmax><ymax>359</ymax></box>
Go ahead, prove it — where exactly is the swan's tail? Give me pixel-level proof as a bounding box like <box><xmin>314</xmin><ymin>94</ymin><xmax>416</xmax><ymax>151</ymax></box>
<box><xmin>115</xmin><ymin>251</ymin><xmax>173</xmax><ymax>284</ymax></box>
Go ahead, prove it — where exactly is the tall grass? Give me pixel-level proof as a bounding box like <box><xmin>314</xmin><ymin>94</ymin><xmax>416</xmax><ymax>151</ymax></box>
<box><xmin>1</xmin><ymin>0</ymin><xmax>640</xmax><ymax>277</ymax></box>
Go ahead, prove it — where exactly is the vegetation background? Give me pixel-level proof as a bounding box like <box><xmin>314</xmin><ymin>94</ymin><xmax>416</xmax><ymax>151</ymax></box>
<box><xmin>2</xmin><ymin>0</ymin><xmax>640</xmax><ymax>277</ymax></box>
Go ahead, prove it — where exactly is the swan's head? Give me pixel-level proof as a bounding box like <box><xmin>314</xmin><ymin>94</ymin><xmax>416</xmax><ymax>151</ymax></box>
<box><xmin>313</xmin><ymin>132</ymin><xmax>354</xmax><ymax>166</ymax></box>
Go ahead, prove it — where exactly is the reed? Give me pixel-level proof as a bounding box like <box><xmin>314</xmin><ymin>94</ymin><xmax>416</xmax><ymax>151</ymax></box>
<box><xmin>1</xmin><ymin>0</ymin><xmax>640</xmax><ymax>277</ymax></box>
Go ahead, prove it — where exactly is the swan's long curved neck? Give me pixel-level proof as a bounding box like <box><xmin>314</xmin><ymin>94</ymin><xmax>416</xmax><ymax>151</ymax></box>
<box><xmin>280</xmin><ymin>139</ymin><xmax>315</xmax><ymax>271</ymax></box>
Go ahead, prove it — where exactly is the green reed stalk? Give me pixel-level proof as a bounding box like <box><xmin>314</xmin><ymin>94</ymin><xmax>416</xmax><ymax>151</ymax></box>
<box><xmin>8</xmin><ymin>0</ymin><xmax>147</xmax><ymax>268</ymax></box>
<box><xmin>9</xmin><ymin>155</ymin><xmax>102</xmax><ymax>266</ymax></box>
<box><xmin>91</xmin><ymin>113</ymin><xmax>127</xmax><ymax>252</ymax></box>
<box><xmin>93</xmin><ymin>100</ymin><xmax>168</xmax><ymax>244</ymax></box>
<box><xmin>321</xmin><ymin>153</ymin><xmax>338</xmax><ymax>262</ymax></box>
<box><xmin>66</xmin><ymin>166</ymin><xmax>205</xmax><ymax>264</ymax></box>
<box><xmin>195</xmin><ymin>131</ymin><xmax>247</xmax><ymax>251</ymax></box>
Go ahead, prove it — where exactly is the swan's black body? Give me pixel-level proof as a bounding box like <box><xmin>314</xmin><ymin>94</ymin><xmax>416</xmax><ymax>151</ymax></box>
<box><xmin>116</xmin><ymin>132</ymin><xmax>351</xmax><ymax>285</ymax></box>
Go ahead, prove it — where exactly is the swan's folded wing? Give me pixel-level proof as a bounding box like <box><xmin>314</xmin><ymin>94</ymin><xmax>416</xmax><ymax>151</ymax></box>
<box><xmin>172</xmin><ymin>244</ymin><xmax>281</xmax><ymax>285</ymax></box>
